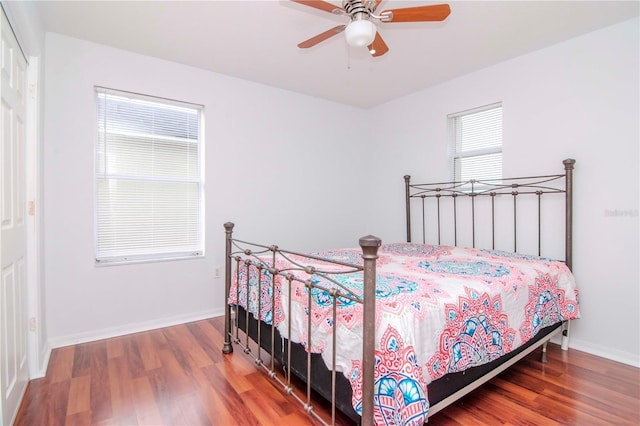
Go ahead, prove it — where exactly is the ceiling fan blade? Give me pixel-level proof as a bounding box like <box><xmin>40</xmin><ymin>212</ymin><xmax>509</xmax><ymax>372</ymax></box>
<box><xmin>298</xmin><ymin>25</ymin><xmax>346</xmax><ymax>48</ymax></box>
<box><xmin>290</xmin><ymin>0</ymin><xmax>345</xmax><ymax>14</ymax></box>
<box><xmin>381</xmin><ymin>4</ymin><xmax>451</xmax><ymax>23</ymax></box>
<box><xmin>368</xmin><ymin>32</ymin><xmax>389</xmax><ymax>57</ymax></box>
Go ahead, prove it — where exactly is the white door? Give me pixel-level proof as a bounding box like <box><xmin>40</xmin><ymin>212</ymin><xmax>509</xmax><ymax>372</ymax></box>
<box><xmin>0</xmin><ymin>7</ymin><xmax>29</xmax><ymax>426</ymax></box>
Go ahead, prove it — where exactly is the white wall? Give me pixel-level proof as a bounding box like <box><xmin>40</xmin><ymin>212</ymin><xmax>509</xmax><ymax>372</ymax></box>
<box><xmin>44</xmin><ymin>33</ymin><xmax>369</xmax><ymax>346</ymax></box>
<box><xmin>366</xmin><ymin>18</ymin><xmax>640</xmax><ymax>366</ymax></box>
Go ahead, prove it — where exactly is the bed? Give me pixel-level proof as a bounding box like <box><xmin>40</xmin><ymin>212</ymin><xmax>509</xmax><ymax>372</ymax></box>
<box><xmin>221</xmin><ymin>159</ymin><xmax>579</xmax><ymax>425</ymax></box>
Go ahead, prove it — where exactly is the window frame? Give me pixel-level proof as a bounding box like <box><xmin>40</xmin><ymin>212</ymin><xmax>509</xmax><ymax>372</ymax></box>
<box><xmin>94</xmin><ymin>86</ymin><xmax>205</xmax><ymax>266</ymax></box>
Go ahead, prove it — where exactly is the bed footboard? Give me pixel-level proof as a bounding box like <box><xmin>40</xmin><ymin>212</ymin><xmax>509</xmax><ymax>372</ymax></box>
<box><xmin>222</xmin><ymin>222</ymin><xmax>380</xmax><ymax>425</ymax></box>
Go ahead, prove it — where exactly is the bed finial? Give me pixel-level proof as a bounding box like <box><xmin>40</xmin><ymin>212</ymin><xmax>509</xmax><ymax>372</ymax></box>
<box><xmin>563</xmin><ymin>158</ymin><xmax>576</xmax><ymax>170</ymax></box>
<box><xmin>223</xmin><ymin>222</ymin><xmax>235</xmax><ymax>355</ymax></box>
<box><xmin>359</xmin><ymin>234</ymin><xmax>381</xmax><ymax>426</ymax></box>
<box><xmin>359</xmin><ymin>234</ymin><xmax>381</xmax><ymax>249</ymax></box>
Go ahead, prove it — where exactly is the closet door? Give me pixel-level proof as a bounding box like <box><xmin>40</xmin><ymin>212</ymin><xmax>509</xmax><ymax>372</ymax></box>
<box><xmin>0</xmin><ymin>6</ymin><xmax>29</xmax><ymax>426</ymax></box>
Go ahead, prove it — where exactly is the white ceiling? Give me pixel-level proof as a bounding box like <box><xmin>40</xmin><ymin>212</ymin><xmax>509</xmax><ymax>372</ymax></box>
<box><xmin>33</xmin><ymin>0</ymin><xmax>639</xmax><ymax>108</ymax></box>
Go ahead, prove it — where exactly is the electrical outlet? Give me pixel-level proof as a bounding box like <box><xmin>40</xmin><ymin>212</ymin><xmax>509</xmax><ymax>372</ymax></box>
<box><xmin>214</xmin><ymin>266</ymin><xmax>221</xmax><ymax>278</ymax></box>
<box><xmin>29</xmin><ymin>317</ymin><xmax>37</xmax><ymax>332</ymax></box>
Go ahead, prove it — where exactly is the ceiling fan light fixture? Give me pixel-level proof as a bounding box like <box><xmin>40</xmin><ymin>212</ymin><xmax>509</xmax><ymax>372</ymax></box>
<box><xmin>345</xmin><ymin>19</ymin><xmax>376</xmax><ymax>47</ymax></box>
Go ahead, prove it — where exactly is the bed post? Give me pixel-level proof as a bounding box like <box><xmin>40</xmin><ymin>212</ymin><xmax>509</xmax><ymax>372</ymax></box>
<box><xmin>562</xmin><ymin>159</ymin><xmax>575</xmax><ymax>351</ymax></box>
<box><xmin>222</xmin><ymin>222</ymin><xmax>235</xmax><ymax>354</ymax></box>
<box><xmin>563</xmin><ymin>159</ymin><xmax>575</xmax><ymax>271</ymax></box>
<box><xmin>404</xmin><ymin>175</ymin><xmax>412</xmax><ymax>243</ymax></box>
<box><xmin>360</xmin><ymin>235</ymin><xmax>381</xmax><ymax>426</ymax></box>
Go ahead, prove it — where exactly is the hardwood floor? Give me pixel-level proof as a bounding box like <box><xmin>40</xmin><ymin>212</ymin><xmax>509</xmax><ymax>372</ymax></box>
<box><xmin>15</xmin><ymin>317</ymin><xmax>640</xmax><ymax>425</ymax></box>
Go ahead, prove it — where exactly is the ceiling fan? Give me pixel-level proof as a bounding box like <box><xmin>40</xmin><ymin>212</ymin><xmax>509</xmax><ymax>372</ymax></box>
<box><xmin>291</xmin><ymin>0</ymin><xmax>451</xmax><ymax>57</ymax></box>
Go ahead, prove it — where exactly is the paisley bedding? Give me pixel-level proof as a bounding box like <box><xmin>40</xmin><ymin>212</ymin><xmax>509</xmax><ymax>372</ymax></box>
<box><xmin>228</xmin><ymin>243</ymin><xmax>580</xmax><ymax>425</ymax></box>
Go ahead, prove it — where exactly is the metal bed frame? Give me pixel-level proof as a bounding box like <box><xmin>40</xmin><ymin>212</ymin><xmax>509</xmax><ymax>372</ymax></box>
<box><xmin>222</xmin><ymin>158</ymin><xmax>576</xmax><ymax>425</ymax></box>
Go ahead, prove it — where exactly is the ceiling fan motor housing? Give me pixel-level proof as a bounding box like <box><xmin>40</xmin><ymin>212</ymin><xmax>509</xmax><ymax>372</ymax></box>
<box><xmin>343</xmin><ymin>0</ymin><xmax>374</xmax><ymax>20</ymax></box>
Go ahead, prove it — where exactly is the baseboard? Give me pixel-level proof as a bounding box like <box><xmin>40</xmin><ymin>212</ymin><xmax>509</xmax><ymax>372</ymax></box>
<box><xmin>551</xmin><ymin>335</ymin><xmax>640</xmax><ymax>368</ymax></box>
<box><xmin>567</xmin><ymin>337</ymin><xmax>639</xmax><ymax>368</ymax></box>
<box><xmin>33</xmin><ymin>341</ymin><xmax>52</xmax><ymax>379</ymax></box>
<box><xmin>47</xmin><ymin>308</ymin><xmax>225</xmax><ymax>349</ymax></box>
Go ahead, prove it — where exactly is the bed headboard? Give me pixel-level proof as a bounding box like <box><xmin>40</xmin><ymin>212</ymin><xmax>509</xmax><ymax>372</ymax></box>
<box><xmin>404</xmin><ymin>159</ymin><xmax>575</xmax><ymax>269</ymax></box>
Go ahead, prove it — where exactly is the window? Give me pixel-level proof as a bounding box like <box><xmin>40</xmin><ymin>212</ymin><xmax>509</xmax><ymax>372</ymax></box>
<box><xmin>449</xmin><ymin>103</ymin><xmax>503</xmax><ymax>182</ymax></box>
<box><xmin>95</xmin><ymin>87</ymin><xmax>203</xmax><ymax>264</ymax></box>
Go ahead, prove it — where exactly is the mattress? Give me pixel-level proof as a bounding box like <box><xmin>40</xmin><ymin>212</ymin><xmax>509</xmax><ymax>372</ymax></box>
<box><xmin>229</xmin><ymin>242</ymin><xmax>580</xmax><ymax>425</ymax></box>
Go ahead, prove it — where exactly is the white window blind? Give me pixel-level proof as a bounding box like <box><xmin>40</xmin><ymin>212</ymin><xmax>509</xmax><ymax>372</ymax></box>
<box><xmin>450</xmin><ymin>103</ymin><xmax>503</xmax><ymax>182</ymax></box>
<box><xmin>95</xmin><ymin>87</ymin><xmax>204</xmax><ymax>264</ymax></box>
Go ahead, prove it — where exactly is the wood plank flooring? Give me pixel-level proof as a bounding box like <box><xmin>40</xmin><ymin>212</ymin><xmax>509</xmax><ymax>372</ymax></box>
<box><xmin>14</xmin><ymin>316</ymin><xmax>640</xmax><ymax>425</ymax></box>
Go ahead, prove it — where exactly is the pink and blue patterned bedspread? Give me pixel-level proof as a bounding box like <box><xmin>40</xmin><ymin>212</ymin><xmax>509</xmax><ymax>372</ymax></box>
<box><xmin>229</xmin><ymin>243</ymin><xmax>580</xmax><ymax>425</ymax></box>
